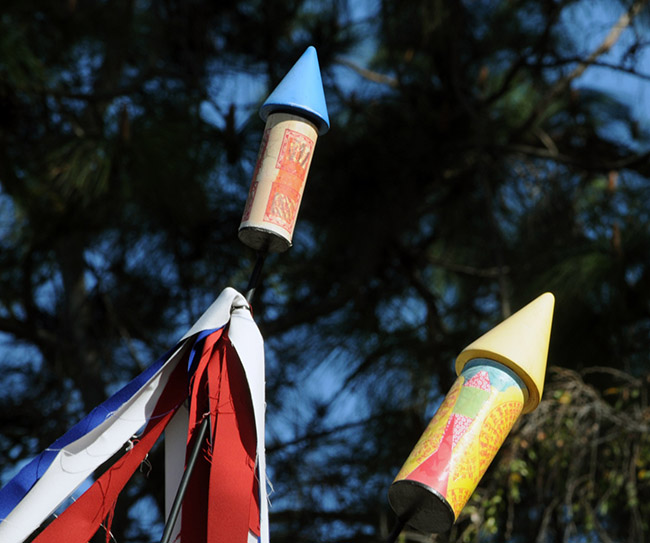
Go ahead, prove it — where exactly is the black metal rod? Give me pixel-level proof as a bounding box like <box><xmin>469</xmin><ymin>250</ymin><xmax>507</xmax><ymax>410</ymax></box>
<box><xmin>384</xmin><ymin>518</ymin><xmax>406</xmax><ymax>543</ymax></box>
<box><xmin>245</xmin><ymin>250</ymin><xmax>267</xmax><ymax>303</ymax></box>
<box><xmin>160</xmin><ymin>415</ymin><xmax>210</xmax><ymax>543</ymax></box>
<box><xmin>160</xmin><ymin>250</ymin><xmax>268</xmax><ymax>542</ymax></box>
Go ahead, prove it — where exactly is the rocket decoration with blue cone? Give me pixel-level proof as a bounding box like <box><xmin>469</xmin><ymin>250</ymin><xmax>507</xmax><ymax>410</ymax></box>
<box><xmin>239</xmin><ymin>46</ymin><xmax>330</xmax><ymax>253</ymax></box>
<box><xmin>388</xmin><ymin>293</ymin><xmax>555</xmax><ymax>534</ymax></box>
<box><xmin>0</xmin><ymin>48</ymin><xmax>332</xmax><ymax>543</ymax></box>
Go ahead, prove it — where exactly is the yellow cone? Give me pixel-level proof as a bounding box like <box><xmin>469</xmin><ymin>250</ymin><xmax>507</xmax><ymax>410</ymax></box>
<box><xmin>455</xmin><ymin>292</ymin><xmax>555</xmax><ymax>413</ymax></box>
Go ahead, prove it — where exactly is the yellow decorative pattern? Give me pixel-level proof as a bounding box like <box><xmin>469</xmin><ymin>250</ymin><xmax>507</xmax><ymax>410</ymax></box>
<box><xmin>478</xmin><ymin>396</ymin><xmax>523</xmax><ymax>474</ymax></box>
<box><xmin>447</xmin><ymin>486</ymin><xmax>473</xmax><ymax>516</ymax></box>
<box><xmin>446</xmin><ymin>386</ymin><xmax>523</xmax><ymax>517</ymax></box>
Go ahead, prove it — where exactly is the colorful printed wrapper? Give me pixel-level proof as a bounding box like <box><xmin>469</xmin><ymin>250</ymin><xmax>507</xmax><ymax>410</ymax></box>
<box><xmin>239</xmin><ymin>112</ymin><xmax>318</xmax><ymax>253</ymax></box>
<box><xmin>388</xmin><ymin>360</ymin><xmax>526</xmax><ymax>533</ymax></box>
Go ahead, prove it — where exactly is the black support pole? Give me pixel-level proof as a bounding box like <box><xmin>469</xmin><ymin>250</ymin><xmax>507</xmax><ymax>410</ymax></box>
<box><xmin>384</xmin><ymin>519</ymin><xmax>406</xmax><ymax>543</ymax></box>
<box><xmin>159</xmin><ymin>416</ymin><xmax>210</xmax><ymax>543</ymax></box>
<box><xmin>244</xmin><ymin>250</ymin><xmax>267</xmax><ymax>303</ymax></box>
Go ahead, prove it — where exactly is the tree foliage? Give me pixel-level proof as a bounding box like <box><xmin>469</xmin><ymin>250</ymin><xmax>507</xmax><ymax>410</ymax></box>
<box><xmin>1</xmin><ymin>0</ymin><xmax>650</xmax><ymax>542</ymax></box>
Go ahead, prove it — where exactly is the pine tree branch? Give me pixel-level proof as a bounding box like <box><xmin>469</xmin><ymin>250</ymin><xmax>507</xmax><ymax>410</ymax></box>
<box><xmin>425</xmin><ymin>256</ymin><xmax>510</xmax><ymax>279</ymax></box>
<box><xmin>501</xmin><ymin>143</ymin><xmax>650</xmax><ymax>171</ymax></box>
<box><xmin>260</xmin><ymin>288</ymin><xmax>356</xmax><ymax>336</ymax></box>
<box><xmin>334</xmin><ymin>57</ymin><xmax>399</xmax><ymax>88</ymax></box>
<box><xmin>267</xmin><ymin>414</ymin><xmax>381</xmax><ymax>454</ymax></box>
<box><xmin>536</xmin><ymin>57</ymin><xmax>650</xmax><ymax>82</ymax></box>
<box><xmin>518</xmin><ymin>0</ymin><xmax>650</xmax><ymax>134</ymax></box>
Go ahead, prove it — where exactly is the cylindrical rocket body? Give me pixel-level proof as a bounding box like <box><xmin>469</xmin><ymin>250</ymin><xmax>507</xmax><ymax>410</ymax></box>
<box><xmin>388</xmin><ymin>359</ymin><xmax>526</xmax><ymax>533</ymax></box>
<box><xmin>239</xmin><ymin>112</ymin><xmax>319</xmax><ymax>253</ymax></box>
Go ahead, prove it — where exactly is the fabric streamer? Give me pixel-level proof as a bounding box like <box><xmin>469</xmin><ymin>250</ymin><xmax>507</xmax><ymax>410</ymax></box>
<box><xmin>0</xmin><ymin>287</ymin><xmax>269</xmax><ymax>543</ymax></box>
<box><xmin>180</xmin><ymin>331</ymin><xmax>260</xmax><ymax>543</ymax></box>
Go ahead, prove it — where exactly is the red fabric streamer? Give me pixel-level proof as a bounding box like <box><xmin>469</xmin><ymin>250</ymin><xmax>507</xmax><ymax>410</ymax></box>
<box><xmin>182</xmin><ymin>331</ymin><xmax>260</xmax><ymax>543</ymax></box>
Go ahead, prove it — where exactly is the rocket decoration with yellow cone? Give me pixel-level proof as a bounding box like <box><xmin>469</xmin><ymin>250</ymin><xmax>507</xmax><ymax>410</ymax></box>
<box><xmin>388</xmin><ymin>292</ymin><xmax>555</xmax><ymax>534</ymax></box>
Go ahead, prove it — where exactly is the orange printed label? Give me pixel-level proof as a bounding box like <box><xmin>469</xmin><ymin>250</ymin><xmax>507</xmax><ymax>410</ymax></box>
<box><xmin>263</xmin><ymin>128</ymin><xmax>314</xmax><ymax>232</ymax></box>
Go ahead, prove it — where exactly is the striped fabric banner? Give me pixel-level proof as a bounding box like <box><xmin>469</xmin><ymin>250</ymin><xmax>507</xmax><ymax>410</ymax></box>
<box><xmin>0</xmin><ymin>287</ymin><xmax>269</xmax><ymax>543</ymax></box>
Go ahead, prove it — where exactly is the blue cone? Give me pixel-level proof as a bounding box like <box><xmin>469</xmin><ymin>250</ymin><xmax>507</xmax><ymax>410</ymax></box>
<box><xmin>259</xmin><ymin>46</ymin><xmax>330</xmax><ymax>135</ymax></box>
